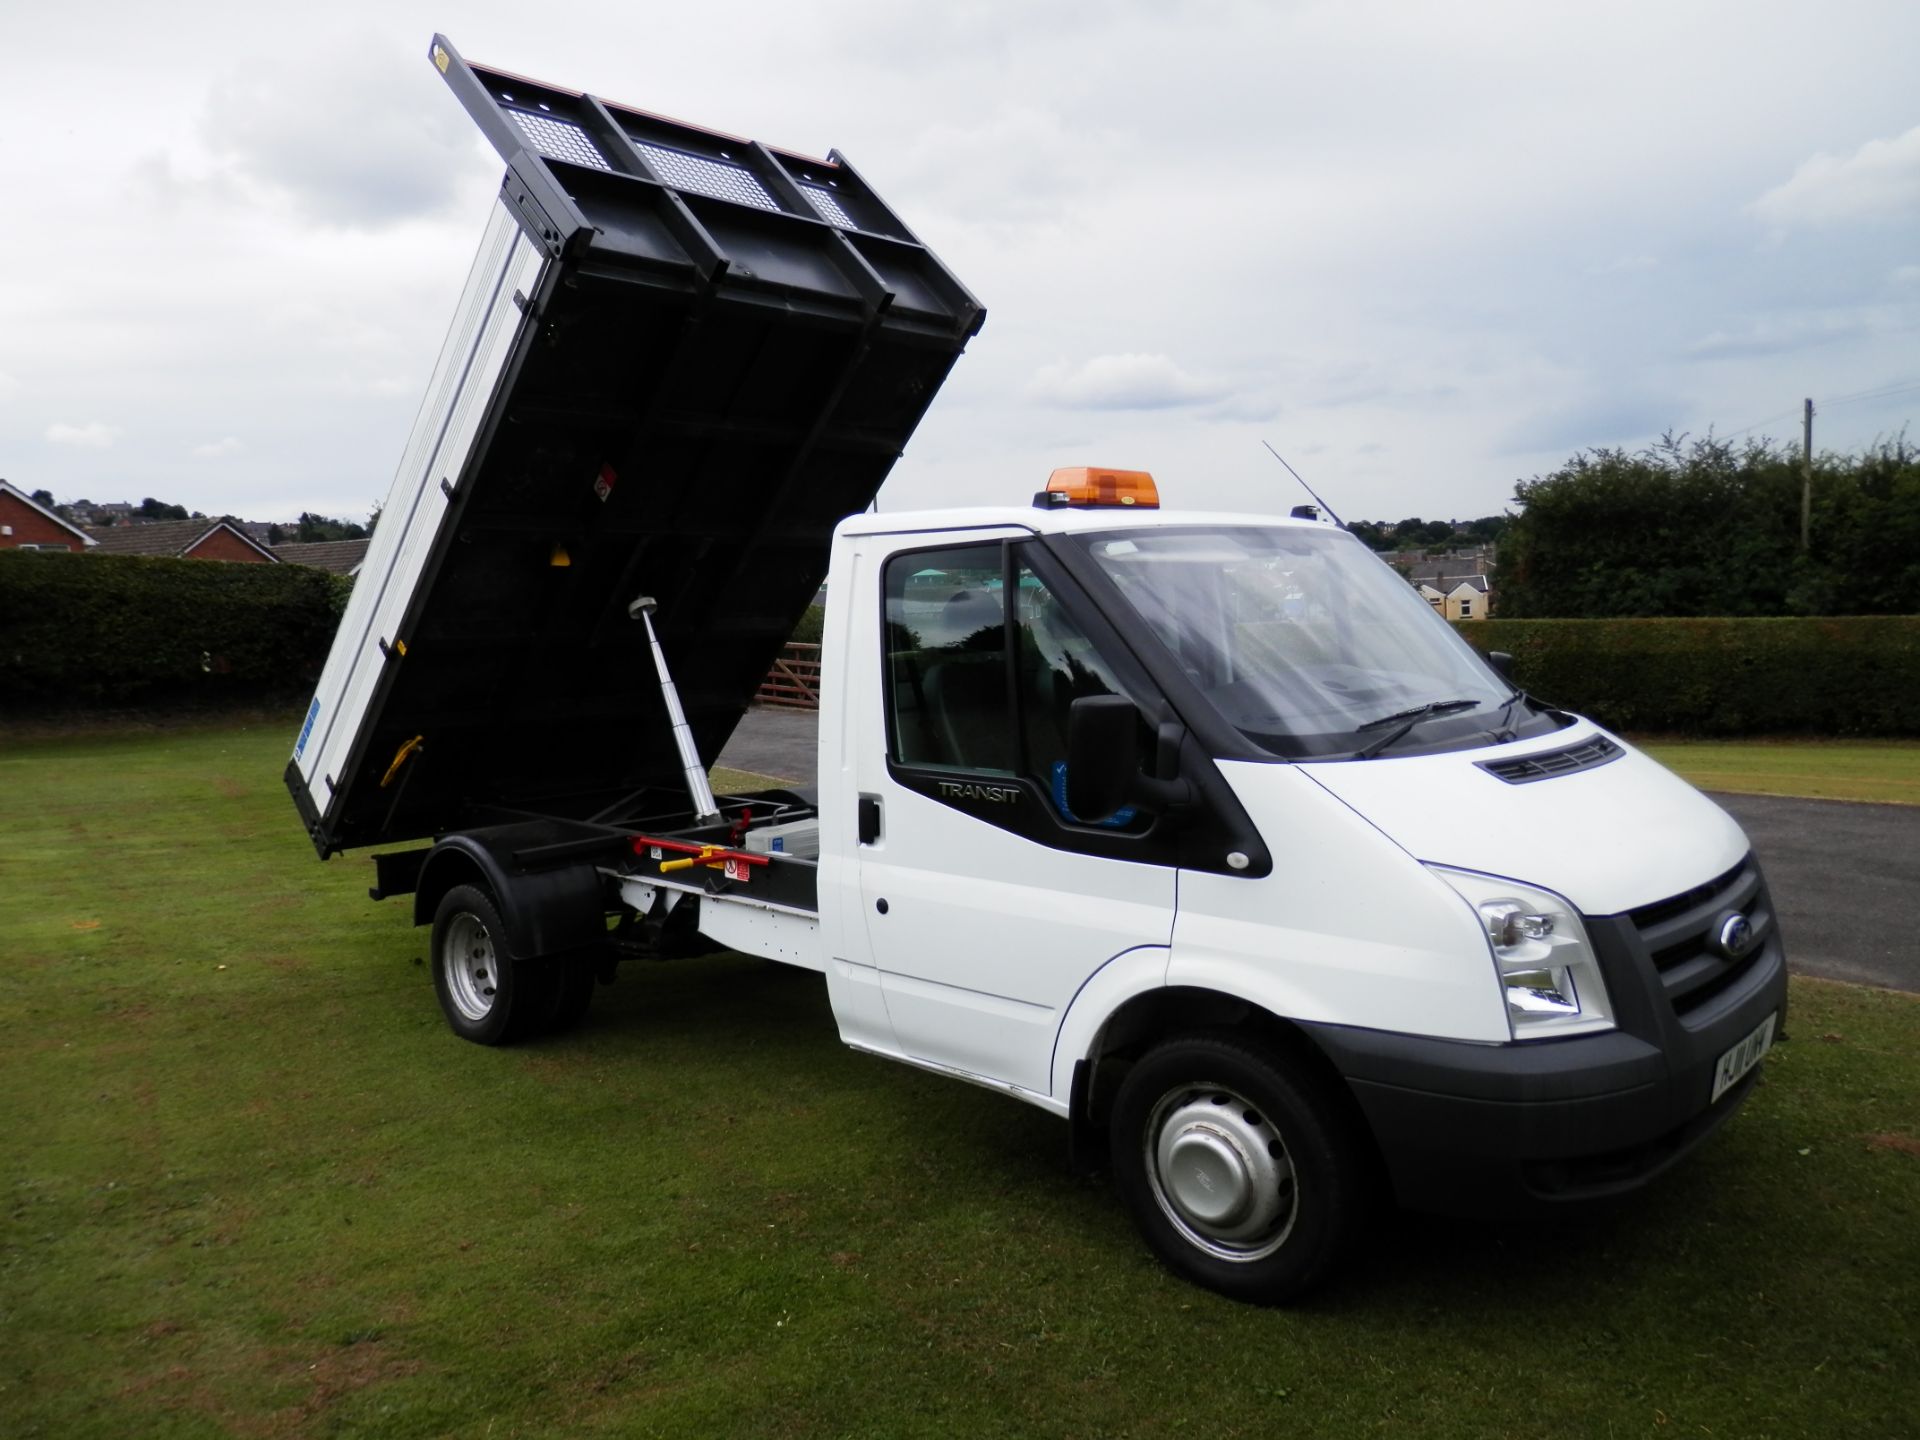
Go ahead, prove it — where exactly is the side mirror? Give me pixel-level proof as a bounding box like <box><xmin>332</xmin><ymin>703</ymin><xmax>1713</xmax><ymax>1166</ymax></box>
<box><xmin>1066</xmin><ymin>695</ymin><xmax>1139</xmax><ymax>822</ymax></box>
<box><xmin>1487</xmin><ymin>650</ymin><xmax>1514</xmax><ymax>681</ymax></box>
<box><xmin>1067</xmin><ymin>695</ymin><xmax>1196</xmax><ymax>822</ymax></box>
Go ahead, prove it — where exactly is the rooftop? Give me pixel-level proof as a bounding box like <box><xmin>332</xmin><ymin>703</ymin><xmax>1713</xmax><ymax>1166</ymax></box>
<box><xmin>84</xmin><ymin>519</ymin><xmax>278</xmax><ymax>561</ymax></box>
<box><xmin>273</xmin><ymin>539</ymin><xmax>370</xmax><ymax>574</ymax></box>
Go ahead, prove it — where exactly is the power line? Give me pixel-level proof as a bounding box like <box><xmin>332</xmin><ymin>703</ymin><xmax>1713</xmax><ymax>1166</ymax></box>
<box><xmin>1819</xmin><ymin>379</ymin><xmax>1920</xmax><ymax>410</ymax></box>
<box><xmin>1720</xmin><ymin>380</ymin><xmax>1920</xmax><ymax>441</ymax></box>
<box><xmin>1720</xmin><ymin>407</ymin><xmax>1802</xmax><ymax>440</ymax></box>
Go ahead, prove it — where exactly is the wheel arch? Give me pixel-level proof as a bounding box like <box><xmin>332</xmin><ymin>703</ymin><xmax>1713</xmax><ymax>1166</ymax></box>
<box><xmin>414</xmin><ymin>843</ymin><xmax>494</xmax><ymax>930</ymax></box>
<box><xmin>412</xmin><ymin>832</ymin><xmax>609</xmax><ymax>960</ymax></box>
<box><xmin>1068</xmin><ymin>984</ymin><xmax>1382</xmax><ymax>1176</ymax></box>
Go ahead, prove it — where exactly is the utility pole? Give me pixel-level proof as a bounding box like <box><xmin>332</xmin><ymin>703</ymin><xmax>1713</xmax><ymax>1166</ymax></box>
<box><xmin>1800</xmin><ymin>397</ymin><xmax>1814</xmax><ymax>552</ymax></box>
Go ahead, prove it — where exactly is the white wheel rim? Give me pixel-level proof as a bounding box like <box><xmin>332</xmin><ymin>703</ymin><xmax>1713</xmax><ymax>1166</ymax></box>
<box><xmin>442</xmin><ymin>912</ymin><xmax>498</xmax><ymax>1022</ymax></box>
<box><xmin>1144</xmin><ymin>1082</ymin><xmax>1298</xmax><ymax>1262</ymax></box>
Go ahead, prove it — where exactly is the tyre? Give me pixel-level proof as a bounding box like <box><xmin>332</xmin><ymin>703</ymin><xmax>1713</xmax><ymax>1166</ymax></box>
<box><xmin>430</xmin><ymin>883</ymin><xmax>551</xmax><ymax>1045</ymax></box>
<box><xmin>1109</xmin><ymin>1032</ymin><xmax>1367</xmax><ymax>1303</ymax></box>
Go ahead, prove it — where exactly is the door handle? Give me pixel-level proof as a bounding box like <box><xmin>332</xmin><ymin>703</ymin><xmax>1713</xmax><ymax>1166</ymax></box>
<box><xmin>858</xmin><ymin>794</ymin><xmax>882</xmax><ymax>845</ymax></box>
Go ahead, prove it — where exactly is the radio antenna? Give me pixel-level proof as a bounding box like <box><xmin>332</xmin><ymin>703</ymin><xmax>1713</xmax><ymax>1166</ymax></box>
<box><xmin>1261</xmin><ymin>440</ymin><xmax>1345</xmax><ymax>527</ymax></box>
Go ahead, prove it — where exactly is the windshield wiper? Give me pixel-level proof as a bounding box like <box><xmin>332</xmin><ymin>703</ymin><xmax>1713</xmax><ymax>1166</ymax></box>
<box><xmin>1489</xmin><ymin>689</ymin><xmax>1528</xmax><ymax>743</ymax></box>
<box><xmin>1352</xmin><ymin>698</ymin><xmax>1480</xmax><ymax>759</ymax></box>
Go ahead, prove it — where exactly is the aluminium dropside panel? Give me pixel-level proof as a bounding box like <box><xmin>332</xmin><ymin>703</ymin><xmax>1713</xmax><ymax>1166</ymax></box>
<box><xmin>289</xmin><ymin>201</ymin><xmax>551</xmax><ymax>843</ymax></box>
<box><xmin>287</xmin><ymin>36</ymin><xmax>984</xmax><ymax>858</ymax></box>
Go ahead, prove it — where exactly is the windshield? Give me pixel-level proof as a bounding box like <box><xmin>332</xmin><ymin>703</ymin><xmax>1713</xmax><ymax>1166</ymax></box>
<box><xmin>1075</xmin><ymin>525</ymin><xmax>1549</xmax><ymax>759</ymax></box>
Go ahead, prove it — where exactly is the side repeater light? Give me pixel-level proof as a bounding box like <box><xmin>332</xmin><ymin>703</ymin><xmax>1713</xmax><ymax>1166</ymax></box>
<box><xmin>1034</xmin><ymin>466</ymin><xmax>1160</xmax><ymax>510</ymax></box>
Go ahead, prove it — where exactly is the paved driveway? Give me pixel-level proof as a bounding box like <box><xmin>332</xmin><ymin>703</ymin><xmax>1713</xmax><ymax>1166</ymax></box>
<box><xmin>718</xmin><ymin>707</ymin><xmax>818</xmax><ymax>786</ymax></box>
<box><xmin>719</xmin><ymin>710</ymin><xmax>1919</xmax><ymax>994</ymax></box>
<box><xmin>1713</xmin><ymin>793</ymin><xmax>1918</xmax><ymax>994</ymax></box>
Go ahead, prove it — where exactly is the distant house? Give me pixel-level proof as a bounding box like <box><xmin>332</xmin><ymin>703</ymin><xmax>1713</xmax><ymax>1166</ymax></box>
<box><xmin>1404</xmin><ymin>547</ymin><xmax>1494</xmax><ymax>584</ymax></box>
<box><xmin>273</xmin><ymin>538</ymin><xmax>370</xmax><ymax>576</ymax></box>
<box><xmin>85</xmin><ymin>518</ymin><xmax>280</xmax><ymax>563</ymax></box>
<box><xmin>1419</xmin><ymin>573</ymin><xmax>1492</xmax><ymax>620</ymax></box>
<box><xmin>0</xmin><ymin>480</ymin><xmax>97</xmax><ymax>552</ymax></box>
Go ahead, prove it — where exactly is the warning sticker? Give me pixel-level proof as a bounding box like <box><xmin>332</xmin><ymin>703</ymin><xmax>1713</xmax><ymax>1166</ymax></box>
<box><xmin>294</xmin><ymin>697</ymin><xmax>321</xmax><ymax>761</ymax></box>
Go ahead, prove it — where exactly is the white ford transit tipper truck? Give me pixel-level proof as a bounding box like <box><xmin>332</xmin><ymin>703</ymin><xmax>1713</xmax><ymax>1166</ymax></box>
<box><xmin>289</xmin><ymin>39</ymin><xmax>1788</xmax><ymax>1302</ymax></box>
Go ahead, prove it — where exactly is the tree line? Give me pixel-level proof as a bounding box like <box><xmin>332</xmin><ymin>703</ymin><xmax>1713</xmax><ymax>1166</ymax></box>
<box><xmin>26</xmin><ymin>489</ymin><xmax>378</xmax><ymax>546</ymax></box>
<box><xmin>1345</xmin><ymin>515</ymin><xmax>1506</xmax><ymax>552</ymax></box>
<box><xmin>268</xmin><ymin>511</ymin><xmax>377</xmax><ymax>545</ymax></box>
<box><xmin>1497</xmin><ymin>434</ymin><xmax>1920</xmax><ymax>618</ymax></box>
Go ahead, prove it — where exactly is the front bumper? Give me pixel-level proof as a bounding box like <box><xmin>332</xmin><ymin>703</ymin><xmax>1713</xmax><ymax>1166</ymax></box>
<box><xmin>1302</xmin><ymin>855</ymin><xmax>1788</xmax><ymax>1216</ymax></box>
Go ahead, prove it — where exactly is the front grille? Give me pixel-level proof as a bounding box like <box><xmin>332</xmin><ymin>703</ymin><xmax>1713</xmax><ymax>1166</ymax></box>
<box><xmin>1478</xmin><ymin>734</ymin><xmax>1622</xmax><ymax>784</ymax></box>
<box><xmin>1628</xmin><ymin>856</ymin><xmax>1769</xmax><ymax>1021</ymax></box>
<box><xmin>1629</xmin><ymin>858</ymin><xmax>1746</xmax><ymax>930</ymax></box>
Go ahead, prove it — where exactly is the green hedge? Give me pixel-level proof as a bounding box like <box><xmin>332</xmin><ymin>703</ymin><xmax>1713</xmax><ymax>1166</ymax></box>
<box><xmin>789</xmin><ymin>604</ymin><xmax>826</xmax><ymax>647</ymax></box>
<box><xmin>0</xmin><ymin>551</ymin><xmax>351</xmax><ymax>708</ymax></box>
<box><xmin>8</xmin><ymin>553</ymin><xmax>1912</xmax><ymax>736</ymax></box>
<box><xmin>1452</xmin><ymin>616</ymin><xmax>1920</xmax><ymax>736</ymax></box>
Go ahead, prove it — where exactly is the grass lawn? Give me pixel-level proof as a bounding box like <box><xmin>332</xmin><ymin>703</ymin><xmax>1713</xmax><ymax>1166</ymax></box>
<box><xmin>1640</xmin><ymin>739</ymin><xmax>1920</xmax><ymax>806</ymax></box>
<box><xmin>2</xmin><ymin>717</ymin><xmax>1916</xmax><ymax>1438</ymax></box>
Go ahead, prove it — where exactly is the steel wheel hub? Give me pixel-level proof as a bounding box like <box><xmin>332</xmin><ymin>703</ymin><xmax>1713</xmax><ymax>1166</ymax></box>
<box><xmin>1146</xmin><ymin>1084</ymin><xmax>1296</xmax><ymax>1261</ymax></box>
<box><xmin>443</xmin><ymin>913</ymin><xmax>498</xmax><ymax>1022</ymax></box>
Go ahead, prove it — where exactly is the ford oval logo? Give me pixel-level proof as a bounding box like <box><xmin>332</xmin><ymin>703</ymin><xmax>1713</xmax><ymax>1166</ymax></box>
<box><xmin>1715</xmin><ymin>912</ymin><xmax>1755</xmax><ymax>959</ymax></box>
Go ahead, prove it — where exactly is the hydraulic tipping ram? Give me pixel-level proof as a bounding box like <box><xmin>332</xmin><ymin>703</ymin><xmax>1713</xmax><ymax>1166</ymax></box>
<box><xmin>628</xmin><ymin>594</ymin><xmax>721</xmax><ymax>824</ymax></box>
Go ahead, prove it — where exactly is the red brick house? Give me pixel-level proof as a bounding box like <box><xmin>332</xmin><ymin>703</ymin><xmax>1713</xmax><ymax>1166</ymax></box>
<box><xmin>85</xmin><ymin>518</ymin><xmax>280</xmax><ymax>563</ymax></box>
<box><xmin>0</xmin><ymin>480</ymin><xmax>98</xmax><ymax>552</ymax></box>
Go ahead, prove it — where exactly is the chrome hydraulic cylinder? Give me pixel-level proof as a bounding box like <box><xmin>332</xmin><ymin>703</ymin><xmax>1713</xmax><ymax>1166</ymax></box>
<box><xmin>630</xmin><ymin>596</ymin><xmax>721</xmax><ymax>824</ymax></box>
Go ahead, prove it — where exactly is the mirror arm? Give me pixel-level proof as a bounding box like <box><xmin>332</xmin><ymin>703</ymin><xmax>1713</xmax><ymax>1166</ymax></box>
<box><xmin>1129</xmin><ymin>772</ymin><xmax>1194</xmax><ymax>810</ymax></box>
<box><xmin>1135</xmin><ymin>719</ymin><xmax>1196</xmax><ymax>811</ymax></box>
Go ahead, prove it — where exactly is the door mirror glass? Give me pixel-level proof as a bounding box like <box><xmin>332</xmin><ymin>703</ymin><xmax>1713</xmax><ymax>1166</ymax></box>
<box><xmin>1066</xmin><ymin>695</ymin><xmax>1140</xmax><ymax>822</ymax></box>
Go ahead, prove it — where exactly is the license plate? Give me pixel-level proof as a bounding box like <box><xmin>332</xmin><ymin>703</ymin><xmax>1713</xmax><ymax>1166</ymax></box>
<box><xmin>1711</xmin><ymin>1012</ymin><xmax>1777</xmax><ymax>1104</ymax></box>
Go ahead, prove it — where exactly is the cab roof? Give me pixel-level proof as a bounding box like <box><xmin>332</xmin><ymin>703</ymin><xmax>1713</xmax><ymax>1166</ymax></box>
<box><xmin>837</xmin><ymin>503</ymin><xmax>1345</xmax><ymax>540</ymax></box>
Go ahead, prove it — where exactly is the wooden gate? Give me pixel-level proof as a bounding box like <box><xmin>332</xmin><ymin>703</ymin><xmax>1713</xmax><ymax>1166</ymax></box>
<box><xmin>755</xmin><ymin>642</ymin><xmax>821</xmax><ymax>709</ymax></box>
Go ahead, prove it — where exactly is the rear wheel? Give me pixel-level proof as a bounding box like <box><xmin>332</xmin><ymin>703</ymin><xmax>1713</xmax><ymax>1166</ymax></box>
<box><xmin>431</xmin><ymin>884</ymin><xmax>550</xmax><ymax>1045</ymax></box>
<box><xmin>1109</xmin><ymin>1033</ymin><xmax>1366</xmax><ymax>1303</ymax></box>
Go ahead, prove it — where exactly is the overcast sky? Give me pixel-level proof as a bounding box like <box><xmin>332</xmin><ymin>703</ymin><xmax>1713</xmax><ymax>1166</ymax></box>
<box><xmin>4</xmin><ymin>1</ymin><xmax>1917</xmax><ymax>526</ymax></box>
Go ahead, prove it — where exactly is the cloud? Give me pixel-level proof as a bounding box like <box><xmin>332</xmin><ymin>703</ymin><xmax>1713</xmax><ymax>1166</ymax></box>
<box><xmin>898</xmin><ymin>106</ymin><xmax>1125</xmax><ymax>224</ymax></box>
<box><xmin>1028</xmin><ymin>353</ymin><xmax>1225</xmax><ymax>410</ymax></box>
<box><xmin>192</xmin><ymin>436</ymin><xmax>245</xmax><ymax>459</ymax></box>
<box><xmin>1201</xmin><ymin>391</ymin><xmax>1284</xmax><ymax>423</ymax></box>
<box><xmin>1685</xmin><ymin>307</ymin><xmax>1914</xmax><ymax>359</ymax></box>
<box><xmin>0</xmin><ymin>369</ymin><xmax>18</xmax><ymax>396</ymax></box>
<box><xmin>46</xmin><ymin>421</ymin><xmax>121</xmax><ymax>448</ymax></box>
<box><xmin>199</xmin><ymin>40</ymin><xmax>476</xmax><ymax>228</ymax></box>
<box><xmin>1751</xmin><ymin>124</ymin><xmax>1920</xmax><ymax>228</ymax></box>
<box><xmin>1503</xmin><ymin>393</ymin><xmax>1684</xmax><ymax>455</ymax></box>
<box><xmin>8</xmin><ymin>0</ymin><xmax>1920</xmax><ymax>530</ymax></box>
<box><xmin>1586</xmin><ymin>254</ymin><xmax>1659</xmax><ymax>276</ymax></box>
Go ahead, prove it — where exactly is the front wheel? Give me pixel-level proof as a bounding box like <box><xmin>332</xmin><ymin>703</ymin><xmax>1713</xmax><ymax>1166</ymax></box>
<box><xmin>431</xmin><ymin>884</ymin><xmax>549</xmax><ymax>1045</ymax></box>
<box><xmin>1109</xmin><ymin>1033</ymin><xmax>1367</xmax><ymax>1303</ymax></box>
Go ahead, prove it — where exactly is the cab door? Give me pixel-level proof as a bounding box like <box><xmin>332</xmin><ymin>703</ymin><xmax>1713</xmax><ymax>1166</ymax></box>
<box><xmin>852</xmin><ymin>537</ymin><xmax>1177</xmax><ymax>1098</ymax></box>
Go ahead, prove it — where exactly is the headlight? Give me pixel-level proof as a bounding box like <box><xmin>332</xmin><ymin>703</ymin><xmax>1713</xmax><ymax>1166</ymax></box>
<box><xmin>1427</xmin><ymin>866</ymin><xmax>1615</xmax><ymax>1039</ymax></box>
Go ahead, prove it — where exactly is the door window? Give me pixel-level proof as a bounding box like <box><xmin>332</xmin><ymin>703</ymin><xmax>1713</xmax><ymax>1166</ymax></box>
<box><xmin>884</xmin><ymin>546</ymin><xmax>1013</xmax><ymax>773</ymax></box>
<box><xmin>883</xmin><ymin>543</ymin><xmax>1144</xmax><ymax>821</ymax></box>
